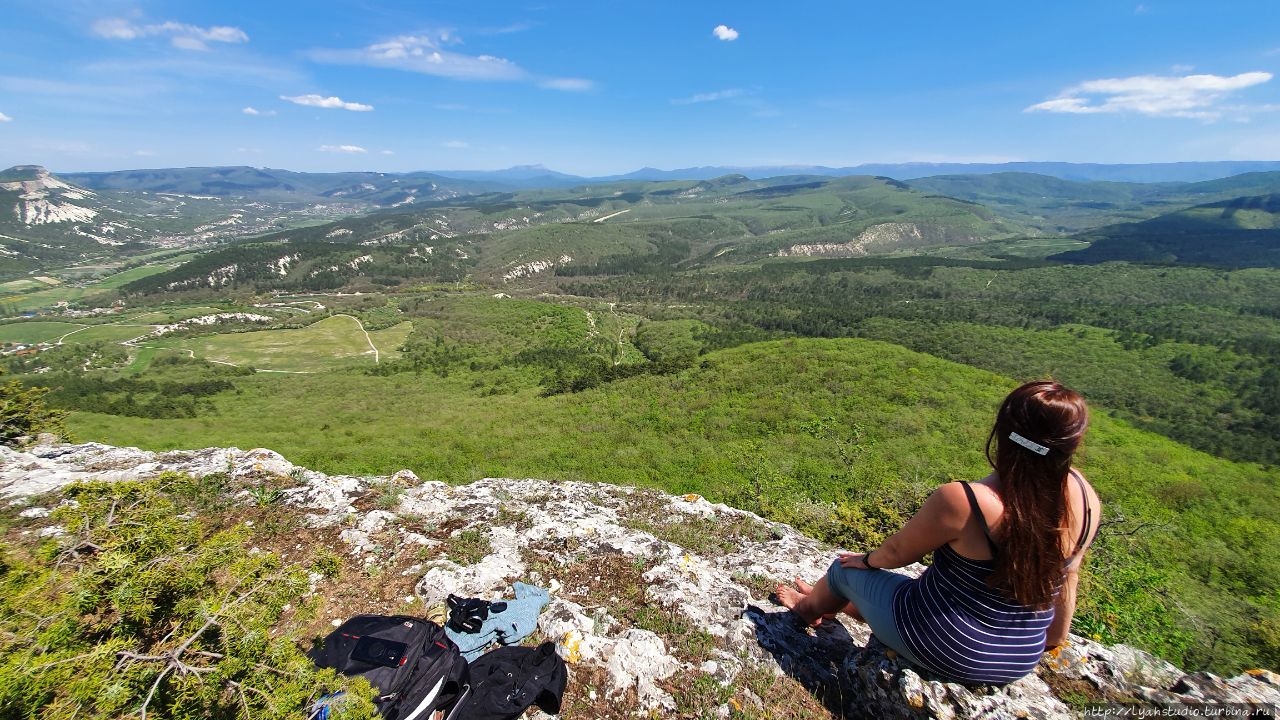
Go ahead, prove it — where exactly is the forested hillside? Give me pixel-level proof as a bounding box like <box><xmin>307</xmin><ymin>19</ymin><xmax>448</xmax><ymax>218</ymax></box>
<box><xmin>5</xmin><ymin>168</ymin><xmax>1280</xmax><ymax>680</ymax></box>
<box><xmin>1058</xmin><ymin>194</ymin><xmax>1280</xmax><ymax>266</ymax></box>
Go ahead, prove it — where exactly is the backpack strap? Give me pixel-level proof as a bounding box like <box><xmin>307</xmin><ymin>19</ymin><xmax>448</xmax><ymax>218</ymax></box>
<box><xmin>960</xmin><ymin>481</ymin><xmax>999</xmax><ymax>558</ymax></box>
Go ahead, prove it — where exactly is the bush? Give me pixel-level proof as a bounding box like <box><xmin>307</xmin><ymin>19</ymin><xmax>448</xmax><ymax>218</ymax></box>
<box><xmin>0</xmin><ymin>475</ymin><xmax>379</xmax><ymax>719</ymax></box>
<box><xmin>0</xmin><ymin>371</ymin><xmax>66</xmax><ymax>446</ymax></box>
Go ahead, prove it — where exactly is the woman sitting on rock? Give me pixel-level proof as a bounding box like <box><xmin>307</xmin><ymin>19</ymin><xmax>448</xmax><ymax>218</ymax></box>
<box><xmin>776</xmin><ymin>380</ymin><xmax>1101</xmax><ymax>685</ymax></box>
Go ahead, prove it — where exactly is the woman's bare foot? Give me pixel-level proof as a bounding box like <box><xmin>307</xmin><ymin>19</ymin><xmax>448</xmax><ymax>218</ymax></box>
<box><xmin>775</xmin><ymin>581</ymin><xmax>824</xmax><ymax>625</ymax></box>
<box><xmin>778</xmin><ymin>578</ymin><xmax>855</xmax><ymax>622</ymax></box>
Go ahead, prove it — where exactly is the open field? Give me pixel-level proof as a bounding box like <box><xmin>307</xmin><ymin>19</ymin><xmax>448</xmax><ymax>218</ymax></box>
<box><xmin>0</xmin><ymin>277</ymin><xmax>58</xmax><ymax>293</ymax></box>
<box><xmin>0</xmin><ymin>258</ymin><xmax>202</xmax><ymax>315</ymax></box>
<box><xmin>366</xmin><ymin>321</ymin><xmax>413</xmax><ymax>361</ymax></box>
<box><xmin>92</xmin><ymin>263</ymin><xmax>188</xmax><ymax>290</ymax></box>
<box><xmin>0</xmin><ymin>321</ymin><xmax>88</xmax><ymax>344</ymax></box>
<box><xmin>68</xmin><ymin>323</ymin><xmax>157</xmax><ymax>344</ymax></box>
<box><xmin>124</xmin><ymin>306</ymin><xmax>231</xmax><ymax>324</ymax></box>
<box><xmin>0</xmin><ymin>286</ymin><xmax>92</xmax><ymax>313</ymax></box>
<box><xmin>147</xmin><ymin>314</ymin><xmax>391</xmax><ymax>372</ymax></box>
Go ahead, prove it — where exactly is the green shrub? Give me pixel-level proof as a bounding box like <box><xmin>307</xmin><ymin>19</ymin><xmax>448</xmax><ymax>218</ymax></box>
<box><xmin>0</xmin><ymin>371</ymin><xmax>66</xmax><ymax>445</ymax></box>
<box><xmin>0</xmin><ymin>477</ymin><xmax>378</xmax><ymax>719</ymax></box>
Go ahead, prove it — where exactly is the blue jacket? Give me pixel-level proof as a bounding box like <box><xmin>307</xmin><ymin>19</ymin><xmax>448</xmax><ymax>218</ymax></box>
<box><xmin>445</xmin><ymin>582</ymin><xmax>550</xmax><ymax>661</ymax></box>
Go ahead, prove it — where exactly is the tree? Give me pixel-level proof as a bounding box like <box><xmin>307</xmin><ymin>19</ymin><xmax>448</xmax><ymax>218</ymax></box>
<box><xmin>0</xmin><ymin>370</ymin><xmax>66</xmax><ymax>446</ymax></box>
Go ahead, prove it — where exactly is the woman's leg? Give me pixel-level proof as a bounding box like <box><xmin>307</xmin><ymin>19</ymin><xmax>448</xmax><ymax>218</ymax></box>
<box><xmin>793</xmin><ymin>579</ymin><xmax>859</xmax><ymax>619</ymax></box>
<box><xmin>823</xmin><ymin>561</ymin><xmax>921</xmax><ymax>665</ymax></box>
<box><xmin>775</xmin><ymin>575</ymin><xmax>860</xmax><ymax>624</ymax></box>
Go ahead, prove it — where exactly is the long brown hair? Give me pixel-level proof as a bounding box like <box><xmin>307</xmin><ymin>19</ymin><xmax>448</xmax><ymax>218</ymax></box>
<box><xmin>984</xmin><ymin>380</ymin><xmax>1089</xmax><ymax>609</ymax></box>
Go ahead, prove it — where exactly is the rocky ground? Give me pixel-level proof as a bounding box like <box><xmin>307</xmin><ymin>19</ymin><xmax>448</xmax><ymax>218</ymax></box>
<box><xmin>3</xmin><ymin>439</ymin><xmax>1278</xmax><ymax>719</ymax></box>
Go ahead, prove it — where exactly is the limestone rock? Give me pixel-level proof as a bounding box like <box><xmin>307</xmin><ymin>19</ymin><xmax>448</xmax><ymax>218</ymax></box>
<box><xmin>3</xmin><ymin>441</ymin><xmax>1277</xmax><ymax>718</ymax></box>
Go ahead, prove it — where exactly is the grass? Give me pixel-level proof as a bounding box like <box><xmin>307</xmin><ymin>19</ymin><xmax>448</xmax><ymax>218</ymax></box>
<box><xmin>124</xmin><ymin>306</ymin><xmax>228</xmax><ymax>324</ymax></box>
<box><xmin>442</xmin><ymin>528</ymin><xmax>492</xmax><ymax>565</ymax></box>
<box><xmin>149</xmin><ymin>315</ymin><xmax>381</xmax><ymax>372</ymax></box>
<box><xmin>0</xmin><ymin>321</ymin><xmax>88</xmax><ymax>344</ymax></box>
<box><xmin>50</xmin><ymin>335</ymin><xmax>1280</xmax><ymax>675</ymax></box>
<box><xmin>65</xmin><ymin>339</ymin><xmax>989</xmax><ymax>487</ymax></box>
<box><xmin>66</xmin><ymin>323</ymin><xmax>157</xmax><ymax>344</ymax></box>
<box><xmin>366</xmin><ymin>321</ymin><xmax>414</xmax><ymax>361</ymax></box>
<box><xmin>0</xmin><ymin>286</ymin><xmax>90</xmax><ymax>314</ymax></box>
<box><xmin>92</xmin><ymin>263</ymin><xmax>189</xmax><ymax>289</ymax></box>
<box><xmin>0</xmin><ymin>278</ymin><xmax>56</xmax><ymax>293</ymax></box>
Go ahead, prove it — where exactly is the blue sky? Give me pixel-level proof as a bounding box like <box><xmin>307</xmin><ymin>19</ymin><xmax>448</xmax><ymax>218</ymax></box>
<box><xmin>2</xmin><ymin>1</ymin><xmax>1279</xmax><ymax>176</ymax></box>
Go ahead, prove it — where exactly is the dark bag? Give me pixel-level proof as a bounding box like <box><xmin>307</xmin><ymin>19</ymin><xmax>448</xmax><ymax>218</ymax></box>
<box><xmin>311</xmin><ymin>615</ymin><xmax>471</xmax><ymax>720</ymax></box>
<box><xmin>458</xmin><ymin>642</ymin><xmax>567</xmax><ymax>720</ymax></box>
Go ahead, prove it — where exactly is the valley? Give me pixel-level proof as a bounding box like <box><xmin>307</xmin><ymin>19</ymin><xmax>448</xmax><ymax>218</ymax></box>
<box><xmin>2</xmin><ymin>162</ymin><xmax>1280</xmax><ymax>678</ymax></box>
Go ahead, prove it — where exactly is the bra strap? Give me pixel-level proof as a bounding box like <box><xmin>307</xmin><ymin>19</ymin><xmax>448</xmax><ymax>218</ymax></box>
<box><xmin>1068</xmin><ymin>469</ymin><xmax>1093</xmax><ymax>555</ymax></box>
<box><xmin>960</xmin><ymin>481</ymin><xmax>999</xmax><ymax>558</ymax></box>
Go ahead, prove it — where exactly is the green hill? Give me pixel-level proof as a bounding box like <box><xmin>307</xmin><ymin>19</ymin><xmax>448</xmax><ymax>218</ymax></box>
<box><xmin>1056</xmin><ymin>193</ymin><xmax>1280</xmax><ymax>266</ymax></box>
<box><xmin>60</xmin><ymin>336</ymin><xmax>1280</xmax><ymax>674</ymax></box>
<box><xmin>120</xmin><ymin>175</ymin><xmax>1029</xmax><ymax>294</ymax></box>
<box><xmin>908</xmin><ymin>171</ymin><xmax>1280</xmax><ymax>234</ymax></box>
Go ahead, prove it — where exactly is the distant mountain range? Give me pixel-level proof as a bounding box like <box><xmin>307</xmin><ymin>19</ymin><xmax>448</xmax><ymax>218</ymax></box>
<box><xmin>6</xmin><ymin>161</ymin><xmax>1280</xmax><ymax>278</ymax></box>
<box><xmin>594</xmin><ymin>161</ymin><xmax>1280</xmax><ymax>185</ymax></box>
<box><xmin>61</xmin><ymin>166</ymin><xmax>502</xmax><ymax>202</ymax></box>
<box><xmin>42</xmin><ymin>160</ymin><xmax>1280</xmax><ymax>191</ymax></box>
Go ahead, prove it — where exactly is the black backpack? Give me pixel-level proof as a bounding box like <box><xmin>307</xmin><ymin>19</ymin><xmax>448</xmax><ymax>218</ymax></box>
<box><xmin>458</xmin><ymin>642</ymin><xmax>567</xmax><ymax>720</ymax></box>
<box><xmin>310</xmin><ymin>615</ymin><xmax>471</xmax><ymax>720</ymax></box>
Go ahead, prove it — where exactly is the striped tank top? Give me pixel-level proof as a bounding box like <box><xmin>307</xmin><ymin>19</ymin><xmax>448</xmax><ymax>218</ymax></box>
<box><xmin>891</xmin><ymin>543</ymin><xmax>1053</xmax><ymax>684</ymax></box>
<box><xmin>889</xmin><ymin>479</ymin><xmax>1087</xmax><ymax>685</ymax></box>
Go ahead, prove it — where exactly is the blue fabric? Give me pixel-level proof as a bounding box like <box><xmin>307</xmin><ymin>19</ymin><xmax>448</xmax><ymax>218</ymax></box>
<box><xmin>825</xmin><ymin>560</ymin><xmax>922</xmax><ymax>666</ymax></box>
<box><xmin>445</xmin><ymin>582</ymin><xmax>551</xmax><ymax>662</ymax></box>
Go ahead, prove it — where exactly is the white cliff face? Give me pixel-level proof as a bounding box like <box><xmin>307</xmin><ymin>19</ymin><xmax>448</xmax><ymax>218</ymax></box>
<box><xmin>2</xmin><ymin>167</ymin><xmax>101</xmax><ymax>225</ymax></box>
<box><xmin>503</xmin><ymin>255</ymin><xmax>574</xmax><ymax>281</ymax></box>
<box><xmin>2</xmin><ymin>440</ymin><xmax>1277</xmax><ymax>719</ymax></box>
<box><xmin>776</xmin><ymin>222</ymin><xmax>931</xmax><ymax>258</ymax></box>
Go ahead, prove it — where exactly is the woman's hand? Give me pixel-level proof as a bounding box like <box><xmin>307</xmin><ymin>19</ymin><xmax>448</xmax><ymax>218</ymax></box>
<box><xmin>837</xmin><ymin>552</ymin><xmax>873</xmax><ymax>570</ymax></box>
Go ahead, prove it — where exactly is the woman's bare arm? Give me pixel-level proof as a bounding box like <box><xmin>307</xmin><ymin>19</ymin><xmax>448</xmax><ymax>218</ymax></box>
<box><xmin>846</xmin><ymin>482</ymin><xmax>970</xmax><ymax>569</ymax></box>
<box><xmin>1046</xmin><ymin>567</ymin><xmax>1079</xmax><ymax>648</ymax></box>
<box><xmin>1048</xmin><ymin>473</ymin><xmax>1100</xmax><ymax>649</ymax></box>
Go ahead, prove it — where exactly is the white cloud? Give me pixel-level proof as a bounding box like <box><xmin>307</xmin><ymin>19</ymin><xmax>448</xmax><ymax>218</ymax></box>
<box><xmin>91</xmin><ymin>17</ymin><xmax>248</xmax><ymax>51</ymax></box>
<box><xmin>1026</xmin><ymin>71</ymin><xmax>1273</xmax><ymax>120</ymax></box>
<box><xmin>311</xmin><ymin>32</ymin><xmax>593</xmax><ymax>92</ymax></box>
<box><xmin>241</xmin><ymin>106</ymin><xmax>276</xmax><ymax>116</ymax></box>
<box><xmin>713</xmin><ymin>25</ymin><xmax>739</xmax><ymax>41</ymax></box>
<box><xmin>443</xmin><ymin>140</ymin><xmax>469</xmax><ymax>148</ymax></box>
<box><xmin>672</xmin><ymin>88</ymin><xmax>745</xmax><ymax>105</ymax></box>
<box><xmin>312</xmin><ymin>34</ymin><xmax>527</xmax><ymax>82</ymax></box>
<box><xmin>0</xmin><ymin>112</ymin><xmax>11</xmax><ymax>122</ymax></box>
<box><xmin>319</xmin><ymin>145</ymin><xmax>368</xmax><ymax>153</ymax></box>
<box><xmin>282</xmin><ymin>94</ymin><xmax>373</xmax><ymax>111</ymax></box>
<box><xmin>538</xmin><ymin>77</ymin><xmax>594</xmax><ymax>92</ymax></box>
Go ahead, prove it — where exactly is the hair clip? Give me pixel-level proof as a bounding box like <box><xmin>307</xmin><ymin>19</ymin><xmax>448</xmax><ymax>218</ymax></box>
<box><xmin>1009</xmin><ymin>431</ymin><xmax>1050</xmax><ymax>456</ymax></box>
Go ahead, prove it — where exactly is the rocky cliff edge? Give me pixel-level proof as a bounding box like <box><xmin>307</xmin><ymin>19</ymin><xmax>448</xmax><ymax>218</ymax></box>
<box><xmin>2</xmin><ymin>440</ymin><xmax>1277</xmax><ymax>719</ymax></box>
